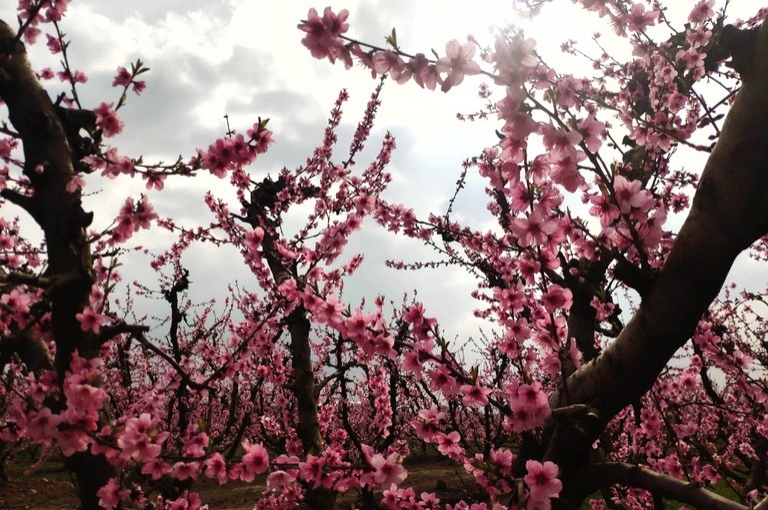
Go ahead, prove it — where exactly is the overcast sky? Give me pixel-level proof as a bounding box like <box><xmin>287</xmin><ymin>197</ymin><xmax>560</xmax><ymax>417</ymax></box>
<box><xmin>1</xmin><ymin>1</ymin><xmax>764</xmax><ymax>346</ymax></box>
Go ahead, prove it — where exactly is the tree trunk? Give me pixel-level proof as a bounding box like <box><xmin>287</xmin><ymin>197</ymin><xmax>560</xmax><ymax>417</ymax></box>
<box><xmin>0</xmin><ymin>20</ymin><xmax>113</xmax><ymax>509</ymax></box>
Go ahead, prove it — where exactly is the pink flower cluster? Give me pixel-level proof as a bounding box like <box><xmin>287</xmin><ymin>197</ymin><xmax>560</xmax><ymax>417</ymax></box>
<box><xmin>198</xmin><ymin>124</ymin><xmax>274</xmax><ymax>178</ymax></box>
<box><xmin>298</xmin><ymin>8</ymin><xmax>482</xmax><ymax>92</ymax></box>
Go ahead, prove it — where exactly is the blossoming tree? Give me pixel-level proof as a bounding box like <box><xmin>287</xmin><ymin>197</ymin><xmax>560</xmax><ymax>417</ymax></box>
<box><xmin>4</xmin><ymin>0</ymin><xmax>768</xmax><ymax>509</ymax></box>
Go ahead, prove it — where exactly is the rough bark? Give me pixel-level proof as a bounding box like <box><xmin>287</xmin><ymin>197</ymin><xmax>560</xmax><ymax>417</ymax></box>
<box><xmin>245</xmin><ymin>198</ymin><xmax>337</xmax><ymax>510</ymax></box>
<box><xmin>548</xmin><ymin>18</ymin><xmax>768</xmax><ymax>506</ymax></box>
<box><xmin>0</xmin><ymin>19</ymin><xmax>112</xmax><ymax>509</ymax></box>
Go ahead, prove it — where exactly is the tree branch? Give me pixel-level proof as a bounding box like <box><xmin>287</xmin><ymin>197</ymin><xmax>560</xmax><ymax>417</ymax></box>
<box><xmin>582</xmin><ymin>462</ymin><xmax>747</xmax><ymax>510</ymax></box>
<box><xmin>549</xmin><ymin>15</ymin><xmax>768</xmax><ymax>503</ymax></box>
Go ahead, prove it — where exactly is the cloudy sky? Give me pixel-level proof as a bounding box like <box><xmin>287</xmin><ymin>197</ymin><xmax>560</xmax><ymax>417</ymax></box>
<box><xmin>1</xmin><ymin>1</ymin><xmax>763</xmax><ymax>344</ymax></box>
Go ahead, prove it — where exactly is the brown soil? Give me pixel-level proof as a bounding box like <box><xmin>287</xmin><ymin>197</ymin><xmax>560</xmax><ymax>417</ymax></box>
<box><xmin>0</xmin><ymin>455</ymin><xmax>483</xmax><ymax>509</ymax></box>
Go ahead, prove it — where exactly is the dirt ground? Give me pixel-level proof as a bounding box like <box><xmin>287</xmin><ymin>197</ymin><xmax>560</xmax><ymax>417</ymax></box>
<box><xmin>0</xmin><ymin>455</ymin><xmax>483</xmax><ymax>509</ymax></box>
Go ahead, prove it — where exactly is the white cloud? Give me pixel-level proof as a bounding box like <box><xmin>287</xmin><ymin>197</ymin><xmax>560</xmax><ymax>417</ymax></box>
<box><xmin>1</xmin><ymin>0</ymin><xmax>764</xmax><ymax>341</ymax></box>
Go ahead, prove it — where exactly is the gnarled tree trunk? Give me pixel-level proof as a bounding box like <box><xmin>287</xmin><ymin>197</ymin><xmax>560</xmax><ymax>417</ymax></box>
<box><xmin>0</xmin><ymin>20</ymin><xmax>113</xmax><ymax>509</ymax></box>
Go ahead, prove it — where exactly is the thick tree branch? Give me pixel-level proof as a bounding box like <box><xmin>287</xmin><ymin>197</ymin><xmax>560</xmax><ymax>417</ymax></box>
<box><xmin>581</xmin><ymin>463</ymin><xmax>747</xmax><ymax>510</ymax></box>
<box><xmin>549</xmin><ymin>17</ymin><xmax>768</xmax><ymax>504</ymax></box>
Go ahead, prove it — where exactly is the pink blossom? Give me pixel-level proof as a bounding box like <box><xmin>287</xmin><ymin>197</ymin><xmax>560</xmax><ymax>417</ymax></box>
<box><xmin>373</xmin><ymin>51</ymin><xmax>407</xmax><ymax>82</ymax></box>
<box><xmin>97</xmin><ymin>478</ymin><xmax>128</xmax><ymax>510</ymax></box>
<box><xmin>22</xmin><ymin>25</ymin><xmax>41</xmax><ymax>44</ymax></box>
<box><xmin>141</xmin><ymin>458</ymin><xmax>172</xmax><ymax>479</ymax></box>
<box><xmin>613</xmin><ymin>175</ymin><xmax>653</xmax><ymax>214</ymax></box>
<box><xmin>491</xmin><ymin>448</ymin><xmax>515</xmax><ymax>475</ymax></box>
<box><xmin>171</xmin><ymin>461</ymin><xmax>200</xmax><ymax>480</ymax></box>
<box><xmin>510</xmin><ymin>208</ymin><xmax>560</xmax><ymax>248</ymax></box>
<box><xmin>112</xmin><ymin>66</ymin><xmax>132</xmax><ymax>87</ymax></box>
<box><xmin>143</xmin><ymin>171</ymin><xmax>166</xmax><ymax>189</ymax></box>
<box><xmin>509</xmin><ymin>381</ymin><xmax>551</xmax><ymax>432</ymax></box>
<box><xmin>541</xmin><ymin>124</ymin><xmax>582</xmax><ymax>162</ymax></box>
<box><xmin>427</xmin><ymin>365</ymin><xmax>459</xmax><ymax>396</ymax></box>
<box><xmin>166</xmin><ymin>491</ymin><xmax>203</xmax><ymax>510</ymax></box>
<box><xmin>313</xmin><ymin>293</ymin><xmax>345</xmax><ymax>327</ymax></box>
<box><xmin>75</xmin><ymin>307</ymin><xmax>107</xmax><ymax>333</ymax></box>
<box><xmin>344</xmin><ymin>308</ymin><xmax>373</xmax><ymax>341</ymax></box>
<box><xmin>93</xmin><ymin>102</ymin><xmax>123</xmax><ymax>138</ymax></box>
<box><xmin>244</xmin><ymin>227</ymin><xmax>264</xmax><ymax>252</ymax></box>
<box><xmin>436</xmin><ymin>40</ymin><xmax>482</xmax><ymax>92</ymax></box>
<box><xmin>134</xmin><ymin>195</ymin><xmax>158</xmax><ymax>229</ymax></box>
<box><xmin>369</xmin><ymin>453</ymin><xmax>407</xmax><ymax>487</ymax></box>
<box><xmin>589</xmin><ymin>193</ymin><xmax>620</xmax><ymax>227</ymax></box>
<box><xmin>624</xmin><ymin>3</ymin><xmax>657</xmax><ymax>32</ymax></box>
<box><xmin>26</xmin><ymin>407</ymin><xmax>61</xmax><ymax>444</ymax></box>
<box><xmin>524</xmin><ymin>460</ymin><xmax>563</xmax><ymax>504</ymax></box>
<box><xmin>45</xmin><ymin>34</ymin><xmax>62</xmax><ymax>53</ymax></box>
<box><xmin>541</xmin><ymin>284</ymin><xmax>573</xmax><ymax>313</ymax></box>
<box><xmin>435</xmin><ymin>431</ymin><xmax>463</xmax><ymax>457</ymax></box>
<box><xmin>578</xmin><ymin>115</ymin><xmax>605</xmax><ymax>153</ymax></box>
<box><xmin>182</xmin><ymin>431</ymin><xmax>209</xmax><ymax>457</ymax></box>
<box><xmin>66</xmin><ymin>174</ymin><xmax>86</xmax><ymax>193</ymax></box>
<box><xmin>549</xmin><ymin>151</ymin><xmax>586</xmax><ymax>192</ymax></box>
<box><xmin>688</xmin><ymin>0</ymin><xmax>714</xmax><ymax>24</ymax></box>
<box><xmin>240</xmin><ymin>440</ymin><xmax>269</xmax><ymax>481</ymax></box>
<box><xmin>408</xmin><ymin>53</ymin><xmax>441</xmax><ymax>90</ymax></box>
<box><xmin>412</xmin><ymin>407</ymin><xmax>444</xmax><ymax>442</ymax></box>
<box><xmin>57</xmin><ymin>428</ymin><xmax>90</xmax><ymax>456</ymax></box>
<box><xmin>267</xmin><ymin>470</ymin><xmax>296</xmax><ymax>490</ymax></box>
<box><xmin>491</xmin><ymin>36</ymin><xmax>537</xmax><ymax>87</ymax></box>
<box><xmin>298</xmin><ymin>455</ymin><xmax>325</xmax><ymax>488</ymax></box>
<box><xmin>298</xmin><ymin>7</ymin><xmax>351</xmax><ymax>66</ymax></box>
<box><xmin>1</xmin><ymin>289</ymin><xmax>31</xmax><ymax>315</ymax></box>
<box><xmin>102</xmin><ymin>147</ymin><xmax>134</xmax><ymax>178</ymax></box>
<box><xmin>676</xmin><ymin>47</ymin><xmax>706</xmax><ymax>72</ymax></box>
<box><xmin>460</xmin><ymin>384</ymin><xmax>491</xmax><ymax>406</ymax></box>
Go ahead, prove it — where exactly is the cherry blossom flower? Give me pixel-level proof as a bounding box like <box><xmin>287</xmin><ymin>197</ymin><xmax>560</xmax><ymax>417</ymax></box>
<box><xmin>688</xmin><ymin>0</ymin><xmax>714</xmax><ymax>24</ymax></box>
<box><xmin>204</xmin><ymin>453</ymin><xmax>229</xmax><ymax>485</ymax></box>
<box><xmin>243</xmin><ymin>227</ymin><xmax>264</xmax><ymax>252</ymax></box>
<box><xmin>624</xmin><ymin>3</ymin><xmax>657</xmax><ymax>32</ymax></box>
<box><xmin>435</xmin><ymin>431</ymin><xmax>463</xmax><ymax>457</ymax></box>
<box><xmin>589</xmin><ymin>193</ymin><xmax>620</xmax><ymax>227</ymax></box>
<box><xmin>436</xmin><ymin>40</ymin><xmax>481</xmax><ymax>92</ymax></box>
<box><xmin>240</xmin><ymin>440</ymin><xmax>269</xmax><ymax>481</ymax></box>
<box><xmin>525</xmin><ymin>461</ymin><xmax>563</xmax><ymax>508</ymax></box>
<box><xmin>427</xmin><ymin>365</ymin><xmax>459</xmax><ymax>396</ymax></box>
<box><xmin>373</xmin><ymin>51</ymin><xmax>407</xmax><ymax>81</ymax></box>
<box><xmin>578</xmin><ymin>115</ymin><xmax>605</xmax><ymax>152</ymax></box>
<box><xmin>93</xmin><ymin>102</ymin><xmax>123</xmax><ymax>138</ymax></box>
<box><xmin>97</xmin><ymin>478</ymin><xmax>129</xmax><ymax>510</ymax></box>
<box><xmin>26</xmin><ymin>407</ymin><xmax>61</xmax><ymax>444</ymax></box>
<box><xmin>141</xmin><ymin>458</ymin><xmax>172</xmax><ymax>479</ymax></box>
<box><xmin>460</xmin><ymin>384</ymin><xmax>491</xmax><ymax>406</ymax></box>
<box><xmin>369</xmin><ymin>453</ymin><xmax>407</xmax><ymax>487</ymax></box>
<box><xmin>541</xmin><ymin>284</ymin><xmax>573</xmax><ymax>313</ymax></box>
<box><xmin>112</xmin><ymin>66</ymin><xmax>132</xmax><ymax>87</ymax></box>
<box><xmin>75</xmin><ymin>306</ymin><xmax>107</xmax><ymax>333</ymax></box>
<box><xmin>491</xmin><ymin>36</ymin><xmax>537</xmax><ymax>87</ymax></box>
<box><xmin>613</xmin><ymin>175</ymin><xmax>653</xmax><ymax>214</ymax></box>
<box><xmin>298</xmin><ymin>455</ymin><xmax>325</xmax><ymax>488</ymax></box>
<box><xmin>45</xmin><ymin>34</ymin><xmax>61</xmax><ymax>53</ymax></box>
<box><xmin>298</xmin><ymin>7</ymin><xmax>351</xmax><ymax>66</ymax></box>
<box><xmin>510</xmin><ymin>208</ymin><xmax>560</xmax><ymax>248</ymax></box>
<box><xmin>408</xmin><ymin>53</ymin><xmax>441</xmax><ymax>90</ymax></box>
<box><xmin>267</xmin><ymin>470</ymin><xmax>296</xmax><ymax>489</ymax></box>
